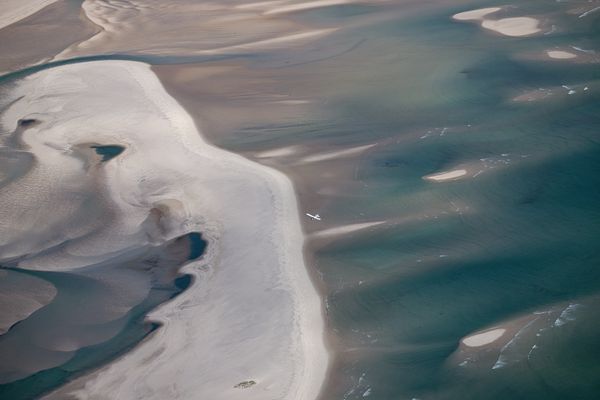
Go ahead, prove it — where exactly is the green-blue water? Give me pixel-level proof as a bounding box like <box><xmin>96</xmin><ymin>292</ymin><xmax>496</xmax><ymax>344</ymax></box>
<box><xmin>173</xmin><ymin>1</ymin><xmax>600</xmax><ymax>398</ymax></box>
<box><xmin>1</xmin><ymin>0</ymin><xmax>599</xmax><ymax>398</ymax></box>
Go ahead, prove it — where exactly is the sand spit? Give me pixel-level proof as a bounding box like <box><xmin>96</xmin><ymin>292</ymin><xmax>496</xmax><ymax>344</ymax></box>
<box><xmin>453</xmin><ymin>7</ymin><xmax>541</xmax><ymax>37</ymax></box>
<box><xmin>481</xmin><ymin>17</ymin><xmax>540</xmax><ymax>37</ymax></box>
<box><xmin>462</xmin><ymin>328</ymin><xmax>506</xmax><ymax>347</ymax></box>
<box><xmin>424</xmin><ymin>169</ymin><xmax>467</xmax><ymax>182</ymax></box>
<box><xmin>452</xmin><ymin>7</ymin><xmax>500</xmax><ymax>21</ymax></box>
<box><xmin>255</xmin><ymin>145</ymin><xmax>300</xmax><ymax>158</ymax></box>
<box><xmin>547</xmin><ymin>50</ymin><xmax>577</xmax><ymax>59</ymax></box>
<box><xmin>264</xmin><ymin>0</ymin><xmax>359</xmax><ymax>15</ymax></box>
<box><xmin>0</xmin><ymin>0</ymin><xmax>57</xmax><ymax>30</ymax></box>
<box><xmin>1</xmin><ymin>60</ymin><xmax>327</xmax><ymax>400</ymax></box>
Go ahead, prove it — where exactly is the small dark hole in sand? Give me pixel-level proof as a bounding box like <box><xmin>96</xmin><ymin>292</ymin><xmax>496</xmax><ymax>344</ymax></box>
<box><xmin>187</xmin><ymin>232</ymin><xmax>207</xmax><ymax>261</ymax></box>
<box><xmin>234</xmin><ymin>380</ymin><xmax>256</xmax><ymax>389</ymax></box>
<box><xmin>91</xmin><ymin>144</ymin><xmax>125</xmax><ymax>161</ymax></box>
<box><xmin>18</xmin><ymin>118</ymin><xmax>39</xmax><ymax>127</ymax></box>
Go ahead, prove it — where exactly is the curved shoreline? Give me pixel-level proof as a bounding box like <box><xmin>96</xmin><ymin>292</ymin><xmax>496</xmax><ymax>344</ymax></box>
<box><xmin>16</xmin><ymin>60</ymin><xmax>330</xmax><ymax>400</ymax></box>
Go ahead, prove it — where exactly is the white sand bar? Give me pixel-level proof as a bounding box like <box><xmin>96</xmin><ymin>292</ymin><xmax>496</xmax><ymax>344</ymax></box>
<box><xmin>5</xmin><ymin>61</ymin><xmax>329</xmax><ymax>400</ymax></box>
<box><xmin>424</xmin><ymin>169</ymin><xmax>467</xmax><ymax>182</ymax></box>
<box><xmin>462</xmin><ymin>328</ymin><xmax>506</xmax><ymax>347</ymax></box>
<box><xmin>452</xmin><ymin>7</ymin><xmax>501</xmax><ymax>21</ymax></box>
<box><xmin>481</xmin><ymin>17</ymin><xmax>541</xmax><ymax>37</ymax></box>
<box><xmin>547</xmin><ymin>50</ymin><xmax>577</xmax><ymax>59</ymax></box>
<box><xmin>0</xmin><ymin>0</ymin><xmax>57</xmax><ymax>30</ymax></box>
<box><xmin>299</xmin><ymin>144</ymin><xmax>376</xmax><ymax>163</ymax></box>
<box><xmin>255</xmin><ymin>145</ymin><xmax>300</xmax><ymax>158</ymax></box>
<box><xmin>312</xmin><ymin>221</ymin><xmax>385</xmax><ymax>238</ymax></box>
<box><xmin>265</xmin><ymin>0</ymin><xmax>358</xmax><ymax>15</ymax></box>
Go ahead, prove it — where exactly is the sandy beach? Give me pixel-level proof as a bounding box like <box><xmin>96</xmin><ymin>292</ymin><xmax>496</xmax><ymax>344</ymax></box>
<box><xmin>0</xmin><ymin>60</ymin><xmax>327</xmax><ymax>399</ymax></box>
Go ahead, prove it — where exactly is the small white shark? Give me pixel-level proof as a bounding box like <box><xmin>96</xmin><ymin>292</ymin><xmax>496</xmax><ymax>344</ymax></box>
<box><xmin>305</xmin><ymin>213</ymin><xmax>321</xmax><ymax>221</ymax></box>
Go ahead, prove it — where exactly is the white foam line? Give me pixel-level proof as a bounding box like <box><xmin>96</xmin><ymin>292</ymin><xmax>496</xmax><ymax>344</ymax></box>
<box><xmin>579</xmin><ymin>6</ymin><xmax>600</xmax><ymax>18</ymax></box>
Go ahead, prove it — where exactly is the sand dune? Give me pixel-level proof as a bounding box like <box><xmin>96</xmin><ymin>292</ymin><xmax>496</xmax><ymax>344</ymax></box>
<box><xmin>2</xmin><ymin>60</ymin><xmax>328</xmax><ymax>400</ymax></box>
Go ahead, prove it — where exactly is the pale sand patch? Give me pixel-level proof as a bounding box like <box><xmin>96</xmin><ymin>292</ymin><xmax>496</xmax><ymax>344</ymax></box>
<box><xmin>197</xmin><ymin>28</ymin><xmax>338</xmax><ymax>55</ymax></box>
<box><xmin>547</xmin><ymin>50</ymin><xmax>577</xmax><ymax>59</ymax></box>
<box><xmin>424</xmin><ymin>169</ymin><xmax>467</xmax><ymax>182</ymax></box>
<box><xmin>0</xmin><ymin>0</ymin><xmax>57</xmax><ymax>30</ymax></box>
<box><xmin>264</xmin><ymin>0</ymin><xmax>358</xmax><ymax>15</ymax></box>
<box><xmin>462</xmin><ymin>328</ymin><xmax>506</xmax><ymax>347</ymax></box>
<box><xmin>452</xmin><ymin>7</ymin><xmax>501</xmax><ymax>21</ymax></box>
<box><xmin>3</xmin><ymin>60</ymin><xmax>328</xmax><ymax>400</ymax></box>
<box><xmin>236</xmin><ymin>0</ymin><xmax>291</xmax><ymax>10</ymax></box>
<box><xmin>311</xmin><ymin>221</ymin><xmax>385</xmax><ymax>238</ymax></box>
<box><xmin>299</xmin><ymin>143</ymin><xmax>376</xmax><ymax>163</ymax></box>
<box><xmin>254</xmin><ymin>145</ymin><xmax>300</xmax><ymax>158</ymax></box>
<box><xmin>481</xmin><ymin>17</ymin><xmax>541</xmax><ymax>37</ymax></box>
<box><xmin>54</xmin><ymin>0</ymin><xmax>338</xmax><ymax>60</ymax></box>
<box><xmin>512</xmin><ymin>88</ymin><xmax>554</xmax><ymax>102</ymax></box>
<box><xmin>278</xmin><ymin>99</ymin><xmax>312</xmax><ymax>105</ymax></box>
